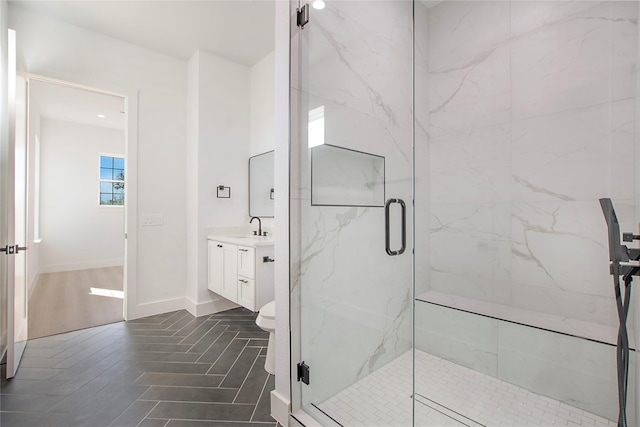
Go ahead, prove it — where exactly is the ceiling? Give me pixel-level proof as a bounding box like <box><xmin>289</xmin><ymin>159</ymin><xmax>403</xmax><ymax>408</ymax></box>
<box><xmin>9</xmin><ymin>0</ymin><xmax>276</xmax><ymax>66</ymax></box>
<box><xmin>30</xmin><ymin>79</ymin><xmax>126</xmax><ymax>131</ymax></box>
<box><xmin>13</xmin><ymin>1</ymin><xmax>276</xmax><ymax>132</ymax></box>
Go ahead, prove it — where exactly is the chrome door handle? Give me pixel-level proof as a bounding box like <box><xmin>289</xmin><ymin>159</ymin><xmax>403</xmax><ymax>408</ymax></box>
<box><xmin>385</xmin><ymin>198</ymin><xmax>406</xmax><ymax>256</ymax></box>
<box><xmin>15</xmin><ymin>245</ymin><xmax>27</xmax><ymax>253</ymax></box>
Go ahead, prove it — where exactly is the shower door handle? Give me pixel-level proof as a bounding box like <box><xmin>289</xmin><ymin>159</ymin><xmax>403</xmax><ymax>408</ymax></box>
<box><xmin>385</xmin><ymin>198</ymin><xmax>406</xmax><ymax>256</ymax></box>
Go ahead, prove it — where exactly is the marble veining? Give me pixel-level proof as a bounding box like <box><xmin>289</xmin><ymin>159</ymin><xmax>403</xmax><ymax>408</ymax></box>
<box><xmin>424</xmin><ymin>0</ymin><xmax>638</xmax><ymax>327</ymax></box>
<box><xmin>313</xmin><ymin>23</ymin><xmax>397</xmax><ymax>127</ymax></box>
<box><xmin>512</xmin><ymin>176</ymin><xmax>574</xmax><ymax>202</ymax></box>
<box><xmin>356</xmin><ymin>287</ymin><xmax>411</xmax><ymax>378</ymax></box>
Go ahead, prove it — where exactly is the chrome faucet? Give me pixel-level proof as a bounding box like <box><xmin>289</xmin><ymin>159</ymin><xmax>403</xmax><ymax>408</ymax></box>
<box><xmin>250</xmin><ymin>216</ymin><xmax>263</xmax><ymax>236</ymax></box>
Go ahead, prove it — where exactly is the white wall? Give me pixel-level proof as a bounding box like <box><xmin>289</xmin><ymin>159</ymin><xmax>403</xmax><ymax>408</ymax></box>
<box><xmin>185</xmin><ymin>48</ymin><xmax>276</xmax><ymax>316</ymax></box>
<box><xmin>185</xmin><ymin>49</ymin><xmax>252</xmax><ymax>315</ymax></box>
<box><xmin>251</xmin><ymin>51</ymin><xmax>275</xmax><ymax>157</ymax></box>
<box><xmin>38</xmin><ymin>118</ymin><xmax>124</xmax><ymax>273</ymax></box>
<box><xmin>272</xmin><ymin>1</ymin><xmax>291</xmax><ymax>423</ymax></box>
<box><xmin>9</xmin><ymin>5</ymin><xmax>187</xmax><ymax>319</ymax></box>
<box><xmin>26</xmin><ymin>106</ymin><xmax>40</xmax><ymax>293</ymax></box>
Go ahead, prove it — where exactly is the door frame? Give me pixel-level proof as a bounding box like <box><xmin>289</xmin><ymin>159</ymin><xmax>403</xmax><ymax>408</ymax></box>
<box><xmin>23</xmin><ymin>73</ymin><xmax>133</xmax><ymax>323</ymax></box>
<box><xmin>5</xmin><ymin>27</ymin><xmax>26</xmax><ymax>379</ymax></box>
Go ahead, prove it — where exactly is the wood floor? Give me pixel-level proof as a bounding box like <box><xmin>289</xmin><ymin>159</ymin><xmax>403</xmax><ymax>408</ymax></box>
<box><xmin>28</xmin><ymin>267</ymin><xmax>124</xmax><ymax>339</ymax></box>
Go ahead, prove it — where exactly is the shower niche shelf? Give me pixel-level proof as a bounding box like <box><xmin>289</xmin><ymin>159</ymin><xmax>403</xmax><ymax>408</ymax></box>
<box><xmin>311</xmin><ymin>144</ymin><xmax>385</xmax><ymax>207</ymax></box>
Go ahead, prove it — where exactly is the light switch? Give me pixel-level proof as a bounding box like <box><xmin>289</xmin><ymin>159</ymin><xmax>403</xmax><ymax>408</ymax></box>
<box><xmin>141</xmin><ymin>214</ymin><xmax>163</xmax><ymax>226</ymax></box>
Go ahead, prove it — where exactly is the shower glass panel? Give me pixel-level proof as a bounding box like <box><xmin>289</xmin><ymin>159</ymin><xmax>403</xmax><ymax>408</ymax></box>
<box><xmin>292</xmin><ymin>0</ymin><xmax>640</xmax><ymax>426</ymax></box>
<box><xmin>290</xmin><ymin>0</ymin><xmax>414</xmax><ymax>424</ymax></box>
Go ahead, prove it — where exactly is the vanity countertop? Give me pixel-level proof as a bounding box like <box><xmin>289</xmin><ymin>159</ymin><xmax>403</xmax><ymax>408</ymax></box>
<box><xmin>207</xmin><ymin>234</ymin><xmax>274</xmax><ymax>247</ymax></box>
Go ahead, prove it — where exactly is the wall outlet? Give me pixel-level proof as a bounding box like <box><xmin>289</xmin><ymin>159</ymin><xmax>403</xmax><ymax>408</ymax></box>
<box><xmin>141</xmin><ymin>214</ymin><xmax>163</xmax><ymax>226</ymax></box>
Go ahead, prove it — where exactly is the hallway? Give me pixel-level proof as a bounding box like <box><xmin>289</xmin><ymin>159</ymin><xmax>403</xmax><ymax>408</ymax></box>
<box><xmin>1</xmin><ymin>308</ymin><xmax>276</xmax><ymax>426</ymax></box>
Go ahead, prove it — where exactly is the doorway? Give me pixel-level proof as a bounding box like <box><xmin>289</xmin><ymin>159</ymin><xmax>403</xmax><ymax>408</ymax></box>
<box><xmin>26</xmin><ymin>77</ymin><xmax>127</xmax><ymax>339</ymax></box>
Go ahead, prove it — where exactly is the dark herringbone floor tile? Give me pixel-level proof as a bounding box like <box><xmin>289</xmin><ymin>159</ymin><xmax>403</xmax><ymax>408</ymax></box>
<box><xmin>1</xmin><ymin>308</ymin><xmax>276</xmax><ymax>427</ymax></box>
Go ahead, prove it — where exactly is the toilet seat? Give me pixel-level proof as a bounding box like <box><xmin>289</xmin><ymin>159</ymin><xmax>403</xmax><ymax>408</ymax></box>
<box><xmin>256</xmin><ymin>301</ymin><xmax>276</xmax><ymax>331</ymax></box>
<box><xmin>260</xmin><ymin>300</ymin><xmax>275</xmax><ymax>320</ymax></box>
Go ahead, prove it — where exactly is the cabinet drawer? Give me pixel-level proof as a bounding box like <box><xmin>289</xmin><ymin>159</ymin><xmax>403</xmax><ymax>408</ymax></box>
<box><xmin>237</xmin><ymin>246</ymin><xmax>255</xmax><ymax>279</ymax></box>
<box><xmin>237</xmin><ymin>276</ymin><xmax>255</xmax><ymax>311</ymax></box>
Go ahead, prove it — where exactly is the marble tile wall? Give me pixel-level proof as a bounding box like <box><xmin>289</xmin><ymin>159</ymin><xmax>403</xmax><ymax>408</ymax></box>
<box><xmin>415</xmin><ymin>0</ymin><xmax>640</xmax><ymax>421</ymax></box>
<box><xmin>420</xmin><ymin>0</ymin><xmax>640</xmax><ymax>329</ymax></box>
<box><xmin>415</xmin><ymin>302</ymin><xmax>633</xmax><ymax>422</ymax></box>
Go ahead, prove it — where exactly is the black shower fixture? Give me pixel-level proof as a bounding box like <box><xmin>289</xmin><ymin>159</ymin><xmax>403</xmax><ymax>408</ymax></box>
<box><xmin>599</xmin><ymin>198</ymin><xmax>639</xmax><ymax>427</ymax></box>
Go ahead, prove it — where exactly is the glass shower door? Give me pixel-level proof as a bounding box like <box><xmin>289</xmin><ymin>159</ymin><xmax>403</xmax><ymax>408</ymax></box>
<box><xmin>290</xmin><ymin>1</ymin><xmax>415</xmax><ymax>425</ymax></box>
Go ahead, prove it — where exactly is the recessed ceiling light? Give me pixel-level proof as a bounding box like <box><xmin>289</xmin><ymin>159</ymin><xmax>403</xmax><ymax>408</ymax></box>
<box><xmin>97</xmin><ymin>114</ymin><xmax>106</xmax><ymax>118</ymax></box>
<box><xmin>313</xmin><ymin>0</ymin><xmax>325</xmax><ymax>10</ymax></box>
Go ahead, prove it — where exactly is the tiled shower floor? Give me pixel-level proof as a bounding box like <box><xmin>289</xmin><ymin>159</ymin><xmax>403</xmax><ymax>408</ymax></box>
<box><xmin>318</xmin><ymin>350</ymin><xmax>616</xmax><ymax>426</ymax></box>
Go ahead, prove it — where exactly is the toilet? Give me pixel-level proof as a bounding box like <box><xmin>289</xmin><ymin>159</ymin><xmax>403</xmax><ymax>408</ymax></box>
<box><xmin>255</xmin><ymin>300</ymin><xmax>276</xmax><ymax>375</ymax></box>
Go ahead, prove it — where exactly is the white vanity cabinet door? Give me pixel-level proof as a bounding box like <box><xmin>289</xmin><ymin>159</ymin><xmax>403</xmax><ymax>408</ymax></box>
<box><xmin>221</xmin><ymin>243</ymin><xmax>239</xmax><ymax>301</ymax></box>
<box><xmin>208</xmin><ymin>240</ymin><xmax>238</xmax><ymax>301</ymax></box>
<box><xmin>208</xmin><ymin>241</ymin><xmax>224</xmax><ymax>294</ymax></box>
<box><xmin>237</xmin><ymin>246</ymin><xmax>255</xmax><ymax>279</ymax></box>
<box><xmin>237</xmin><ymin>277</ymin><xmax>256</xmax><ymax>310</ymax></box>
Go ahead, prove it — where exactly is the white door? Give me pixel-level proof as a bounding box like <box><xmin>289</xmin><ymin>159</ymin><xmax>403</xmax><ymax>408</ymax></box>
<box><xmin>5</xmin><ymin>29</ymin><xmax>29</xmax><ymax>379</ymax></box>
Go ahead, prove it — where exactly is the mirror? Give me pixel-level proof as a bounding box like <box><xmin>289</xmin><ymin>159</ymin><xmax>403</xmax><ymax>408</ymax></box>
<box><xmin>249</xmin><ymin>150</ymin><xmax>274</xmax><ymax>217</ymax></box>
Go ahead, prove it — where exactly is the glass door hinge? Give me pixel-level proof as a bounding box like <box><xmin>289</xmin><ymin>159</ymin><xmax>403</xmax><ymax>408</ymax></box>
<box><xmin>297</xmin><ymin>4</ymin><xmax>309</xmax><ymax>29</ymax></box>
<box><xmin>297</xmin><ymin>361</ymin><xmax>310</xmax><ymax>385</ymax></box>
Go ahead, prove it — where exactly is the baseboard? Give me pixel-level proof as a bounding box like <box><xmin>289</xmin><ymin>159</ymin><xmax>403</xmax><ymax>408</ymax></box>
<box><xmin>184</xmin><ymin>296</ymin><xmax>238</xmax><ymax>317</ymax></box>
<box><xmin>127</xmin><ymin>297</ymin><xmax>185</xmax><ymax>321</ymax></box>
<box><xmin>271</xmin><ymin>390</ymin><xmax>291</xmax><ymax>427</ymax></box>
<box><xmin>39</xmin><ymin>259</ymin><xmax>124</xmax><ymax>274</ymax></box>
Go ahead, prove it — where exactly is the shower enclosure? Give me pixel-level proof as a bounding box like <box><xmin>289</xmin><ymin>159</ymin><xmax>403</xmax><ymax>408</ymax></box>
<box><xmin>290</xmin><ymin>1</ymin><xmax>640</xmax><ymax>425</ymax></box>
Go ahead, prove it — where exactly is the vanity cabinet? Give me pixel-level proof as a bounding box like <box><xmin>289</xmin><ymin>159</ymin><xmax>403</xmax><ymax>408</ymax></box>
<box><xmin>207</xmin><ymin>239</ymin><xmax>274</xmax><ymax>311</ymax></box>
<box><xmin>208</xmin><ymin>241</ymin><xmax>238</xmax><ymax>301</ymax></box>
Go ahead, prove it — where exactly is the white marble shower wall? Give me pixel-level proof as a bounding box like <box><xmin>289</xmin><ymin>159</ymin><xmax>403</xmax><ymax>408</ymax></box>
<box><xmin>420</xmin><ymin>0</ymin><xmax>639</xmax><ymax>328</ymax></box>
<box><xmin>414</xmin><ymin>0</ymin><xmax>639</xmax><ymax>422</ymax></box>
<box><xmin>414</xmin><ymin>301</ymin><xmax>635</xmax><ymax>422</ymax></box>
<box><xmin>291</xmin><ymin>1</ymin><xmax>414</xmax><ymax>405</ymax></box>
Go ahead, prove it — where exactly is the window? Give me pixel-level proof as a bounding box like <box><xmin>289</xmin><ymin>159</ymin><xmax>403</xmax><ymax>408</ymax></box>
<box><xmin>100</xmin><ymin>155</ymin><xmax>124</xmax><ymax>205</ymax></box>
